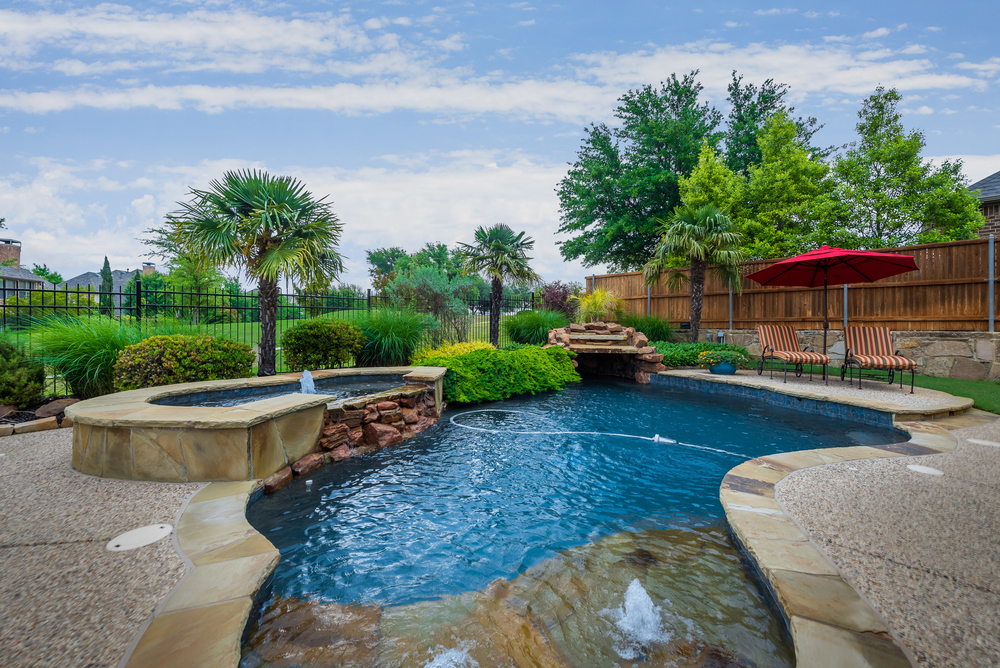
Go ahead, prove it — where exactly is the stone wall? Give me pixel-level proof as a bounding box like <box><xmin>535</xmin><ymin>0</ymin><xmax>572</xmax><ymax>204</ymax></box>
<box><xmin>700</xmin><ymin>328</ymin><xmax>1000</xmax><ymax>381</ymax></box>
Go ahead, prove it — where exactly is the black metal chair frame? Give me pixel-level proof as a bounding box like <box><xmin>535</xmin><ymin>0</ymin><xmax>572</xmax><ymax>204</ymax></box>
<box><xmin>841</xmin><ymin>349</ymin><xmax>916</xmax><ymax>394</ymax></box>
<box><xmin>757</xmin><ymin>343</ymin><xmax>829</xmax><ymax>385</ymax></box>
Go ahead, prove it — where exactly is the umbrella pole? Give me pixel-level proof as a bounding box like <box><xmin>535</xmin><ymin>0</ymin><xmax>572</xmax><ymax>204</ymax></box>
<box><xmin>823</xmin><ymin>276</ymin><xmax>829</xmax><ymax>384</ymax></box>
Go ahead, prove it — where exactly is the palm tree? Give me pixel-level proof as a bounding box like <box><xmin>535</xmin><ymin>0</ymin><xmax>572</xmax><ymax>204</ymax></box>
<box><xmin>458</xmin><ymin>224</ymin><xmax>541</xmax><ymax>347</ymax></box>
<box><xmin>167</xmin><ymin>169</ymin><xmax>344</xmax><ymax>376</ymax></box>
<box><xmin>642</xmin><ymin>205</ymin><xmax>744</xmax><ymax>343</ymax></box>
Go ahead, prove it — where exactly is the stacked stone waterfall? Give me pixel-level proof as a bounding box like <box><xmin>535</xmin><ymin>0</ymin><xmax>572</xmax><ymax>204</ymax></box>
<box><xmin>544</xmin><ymin>322</ymin><xmax>666</xmax><ymax>384</ymax></box>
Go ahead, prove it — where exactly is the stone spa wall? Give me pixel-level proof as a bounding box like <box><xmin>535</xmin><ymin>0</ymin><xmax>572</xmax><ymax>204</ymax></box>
<box><xmin>700</xmin><ymin>329</ymin><xmax>1000</xmax><ymax>381</ymax></box>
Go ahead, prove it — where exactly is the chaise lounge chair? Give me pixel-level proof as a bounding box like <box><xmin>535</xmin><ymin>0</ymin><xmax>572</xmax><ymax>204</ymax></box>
<box><xmin>756</xmin><ymin>324</ymin><xmax>830</xmax><ymax>384</ymax></box>
<box><xmin>842</xmin><ymin>326</ymin><xmax>918</xmax><ymax>393</ymax></box>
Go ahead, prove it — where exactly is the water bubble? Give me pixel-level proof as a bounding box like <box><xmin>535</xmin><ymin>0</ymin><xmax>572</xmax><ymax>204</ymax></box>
<box><xmin>422</xmin><ymin>643</ymin><xmax>479</xmax><ymax>668</ymax></box>
<box><xmin>601</xmin><ymin>579</ymin><xmax>672</xmax><ymax>660</ymax></box>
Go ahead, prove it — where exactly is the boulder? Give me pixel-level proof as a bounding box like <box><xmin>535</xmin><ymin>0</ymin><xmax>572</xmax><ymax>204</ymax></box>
<box><xmin>363</xmin><ymin>422</ymin><xmax>403</xmax><ymax>448</ymax></box>
<box><xmin>0</xmin><ymin>404</ymin><xmax>16</xmax><ymax>419</ymax></box>
<box><xmin>641</xmin><ymin>353</ymin><xmax>663</xmax><ymax>362</ymax></box>
<box><xmin>339</xmin><ymin>409</ymin><xmax>365</xmax><ymax>428</ymax></box>
<box><xmin>976</xmin><ymin>339</ymin><xmax>995</xmax><ymax>361</ymax></box>
<box><xmin>401</xmin><ymin>408</ymin><xmax>419</xmax><ymax>424</ymax></box>
<box><xmin>376</xmin><ymin>400</ymin><xmax>399</xmax><ymax>411</ymax></box>
<box><xmin>292</xmin><ymin>453</ymin><xmax>324</xmax><ymax>477</ymax></box>
<box><xmin>320</xmin><ymin>423</ymin><xmax>350</xmax><ymax>450</ymax></box>
<box><xmin>264</xmin><ymin>467</ymin><xmax>292</xmax><ymax>493</ymax></box>
<box><xmin>326</xmin><ymin>444</ymin><xmax>352</xmax><ymax>462</ymax></box>
<box><xmin>634</xmin><ymin>371</ymin><xmax>650</xmax><ymax>384</ymax></box>
<box><xmin>362</xmin><ymin>408</ymin><xmax>378</xmax><ymax>424</ymax></box>
<box><xmin>633</xmin><ymin>334</ymin><xmax>649</xmax><ymax>348</ymax></box>
<box><xmin>569</xmin><ymin>323</ymin><xmax>586</xmax><ymax>332</ymax></box>
<box><xmin>584</xmin><ymin>321</ymin><xmax>606</xmax><ymax>330</ymax></box>
<box><xmin>35</xmin><ymin>398</ymin><xmax>80</xmax><ymax>418</ymax></box>
<box><xmin>348</xmin><ymin>427</ymin><xmax>364</xmax><ymax>446</ymax></box>
<box><xmin>625</xmin><ymin>327</ymin><xmax>635</xmax><ymax>336</ymax></box>
<box><xmin>378</xmin><ymin>407</ymin><xmax>402</xmax><ymax>423</ymax></box>
<box><xmin>637</xmin><ymin>346</ymin><xmax>654</xmax><ymax>355</ymax></box>
<box><xmin>607</xmin><ymin>323</ymin><xmax>623</xmax><ymax>333</ymax></box>
<box><xmin>925</xmin><ymin>341</ymin><xmax>973</xmax><ymax>358</ymax></box>
<box><xmin>951</xmin><ymin>357</ymin><xmax>987</xmax><ymax>381</ymax></box>
<box><xmin>398</xmin><ymin>396</ymin><xmax>416</xmax><ymax>408</ymax></box>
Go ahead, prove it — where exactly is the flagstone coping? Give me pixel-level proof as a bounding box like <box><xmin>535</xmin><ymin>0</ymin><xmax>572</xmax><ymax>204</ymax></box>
<box><xmin>660</xmin><ymin>369</ymin><xmax>972</xmax><ymax>421</ymax></box>
<box><xmin>721</xmin><ymin>419</ymin><xmax>958</xmax><ymax>667</ymax></box>
<box><xmin>64</xmin><ymin>367</ymin><xmax>446</xmax><ymax>482</ymax></box>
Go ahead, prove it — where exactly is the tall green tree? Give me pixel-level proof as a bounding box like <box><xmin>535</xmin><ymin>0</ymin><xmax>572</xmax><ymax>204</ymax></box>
<box><xmin>642</xmin><ymin>205</ymin><xmax>744</xmax><ymax>343</ymax></box>
<box><xmin>31</xmin><ymin>264</ymin><xmax>63</xmax><ymax>284</ymax></box>
<box><xmin>823</xmin><ymin>87</ymin><xmax>984</xmax><ymax>248</ymax></box>
<box><xmin>459</xmin><ymin>224</ymin><xmax>541</xmax><ymax>347</ymax></box>
<box><xmin>557</xmin><ymin>72</ymin><xmax>723</xmax><ymax>271</ymax></box>
<box><xmin>678</xmin><ymin>142</ymin><xmax>744</xmax><ymax>212</ymax></box>
<box><xmin>167</xmin><ymin>169</ymin><xmax>345</xmax><ymax>376</ymax></box>
<box><xmin>167</xmin><ymin>255</ymin><xmax>225</xmax><ymax>325</ymax></box>
<box><xmin>99</xmin><ymin>256</ymin><xmax>114</xmax><ymax>316</ymax></box>
<box><xmin>723</xmin><ymin>72</ymin><xmax>829</xmax><ymax>175</ymax></box>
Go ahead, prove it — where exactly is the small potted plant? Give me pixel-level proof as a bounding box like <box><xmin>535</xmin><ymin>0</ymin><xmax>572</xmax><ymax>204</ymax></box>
<box><xmin>697</xmin><ymin>349</ymin><xmax>748</xmax><ymax>375</ymax></box>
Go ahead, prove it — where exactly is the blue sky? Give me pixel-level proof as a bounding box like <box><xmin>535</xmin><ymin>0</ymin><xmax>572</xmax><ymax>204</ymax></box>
<box><xmin>1</xmin><ymin>0</ymin><xmax>997</xmax><ymax>287</ymax></box>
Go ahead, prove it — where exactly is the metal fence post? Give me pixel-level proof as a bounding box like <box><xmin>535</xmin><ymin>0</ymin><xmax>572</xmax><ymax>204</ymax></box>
<box><xmin>136</xmin><ymin>277</ymin><xmax>142</xmax><ymax>323</ymax></box>
<box><xmin>728</xmin><ymin>279</ymin><xmax>733</xmax><ymax>330</ymax></box>
<box><xmin>843</xmin><ymin>284</ymin><xmax>848</xmax><ymax>331</ymax></box>
<box><xmin>990</xmin><ymin>234</ymin><xmax>995</xmax><ymax>333</ymax></box>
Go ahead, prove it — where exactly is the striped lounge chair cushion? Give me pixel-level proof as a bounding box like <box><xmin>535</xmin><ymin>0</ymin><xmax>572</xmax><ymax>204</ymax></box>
<box><xmin>758</xmin><ymin>324</ymin><xmax>830</xmax><ymax>364</ymax></box>
<box><xmin>845</xmin><ymin>327</ymin><xmax>917</xmax><ymax>370</ymax></box>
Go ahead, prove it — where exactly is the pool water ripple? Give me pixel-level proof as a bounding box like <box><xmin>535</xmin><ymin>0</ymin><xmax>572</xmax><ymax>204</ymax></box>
<box><xmin>243</xmin><ymin>379</ymin><xmax>905</xmax><ymax>667</ymax></box>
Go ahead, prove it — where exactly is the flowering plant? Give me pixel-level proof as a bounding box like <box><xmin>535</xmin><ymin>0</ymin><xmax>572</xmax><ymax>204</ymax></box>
<box><xmin>697</xmin><ymin>349</ymin><xmax>749</xmax><ymax>368</ymax></box>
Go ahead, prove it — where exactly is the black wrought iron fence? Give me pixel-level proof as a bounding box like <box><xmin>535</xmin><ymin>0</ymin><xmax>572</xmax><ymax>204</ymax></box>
<box><xmin>1</xmin><ymin>280</ymin><xmax>534</xmax><ymax>397</ymax></box>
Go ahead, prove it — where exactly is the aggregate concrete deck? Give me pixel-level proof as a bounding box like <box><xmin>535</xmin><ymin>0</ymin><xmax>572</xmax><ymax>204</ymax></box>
<box><xmin>778</xmin><ymin>408</ymin><xmax>1000</xmax><ymax>668</ymax></box>
<box><xmin>0</xmin><ymin>429</ymin><xmax>200</xmax><ymax>668</ymax></box>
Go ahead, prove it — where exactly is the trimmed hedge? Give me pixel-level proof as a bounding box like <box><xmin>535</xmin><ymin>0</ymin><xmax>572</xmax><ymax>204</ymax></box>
<box><xmin>0</xmin><ymin>340</ymin><xmax>45</xmax><ymax>408</ymax></box>
<box><xmin>419</xmin><ymin>345</ymin><xmax>581</xmax><ymax>404</ymax></box>
<box><xmin>114</xmin><ymin>335</ymin><xmax>255</xmax><ymax>391</ymax></box>
<box><xmin>282</xmin><ymin>319</ymin><xmax>366</xmax><ymax>371</ymax></box>
<box><xmin>650</xmin><ymin>341</ymin><xmax>751</xmax><ymax>367</ymax></box>
<box><xmin>411</xmin><ymin>341</ymin><xmax>494</xmax><ymax>365</ymax></box>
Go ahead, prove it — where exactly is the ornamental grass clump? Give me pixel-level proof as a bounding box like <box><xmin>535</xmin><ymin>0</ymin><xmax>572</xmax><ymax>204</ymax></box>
<box><xmin>356</xmin><ymin>309</ymin><xmax>437</xmax><ymax>367</ymax></box>
<box><xmin>30</xmin><ymin>316</ymin><xmax>189</xmax><ymax>399</ymax></box>
<box><xmin>114</xmin><ymin>335</ymin><xmax>255</xmax><ymax>392</ymax></box>
<box><xmin>418</xmin><ymin>345</ymin><xmax>580</xmax><ymax>404</ymax></box>
<box><xmin>282</xmin><ymin>319</ymin><xmax>366</xmax><ymax>371</ymax></box>
<box><xmin>619</xmin><ymin>314</ymin><xmax>678</xmax><ymax>343</ymax></box>
<box><xmin>696</xmin><ymin>349</ymin><xmax>749</xmax><ymax>368</ymax></box>
<box><xmin>410</xmin><ymin>341</ymin><xmax>494</xmax><ymax>365</ymax></box>
<box><xmin>501</xmin><ymin>309</ymin><xmax>570</xmax><ymax>345</ymax></box>
<box><xmin>570</xmin><ymin>288</ymin><xmax>625</xmax><ymax>323</ymax></box>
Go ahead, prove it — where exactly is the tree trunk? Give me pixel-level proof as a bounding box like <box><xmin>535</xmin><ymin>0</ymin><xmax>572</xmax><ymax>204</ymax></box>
<box><xmin>490</xmin><ymin>277</ymin><xmax>502</xmax><ymax>348</ymax></box>
<box><xmin>689</xmin><ymin>258</ymin><xmax>707</xmax><ymax>344</ymax></box>
<box><xmin>258</xmin><ymin>276</ymin><xmax>279</xmax><ymax>376</ymax></box>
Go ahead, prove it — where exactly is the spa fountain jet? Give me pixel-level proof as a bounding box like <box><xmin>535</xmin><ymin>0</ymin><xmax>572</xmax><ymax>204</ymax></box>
<box><xmin>299</xmin><ymin>370</ymin><xmax>316</xmax><ymax>394</ymax></box>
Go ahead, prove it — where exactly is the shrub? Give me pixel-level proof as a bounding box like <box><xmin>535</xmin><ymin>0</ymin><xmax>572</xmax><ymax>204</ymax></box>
<box><xmin>356</xmin><ymin>309</ymin><xmax>437</xmax><ymax>367</ymax></box>
<box><xmin>569</xmin><ymin>288</ymin><xmax>625</xmax><ymax>323</ymax></box>
<box><xmin>619</xmin><ymin>314</ymin><xmax>678</xmax><ymax>343</ymax></box>
<box><xmin>30</xmin><ymin>316</ymin><xmax>189</xmax><ymax>399</ymax></box>
<box><xmin>388</xmin><ymin>267</ymin><xmax>478</xmax><ymax>344</ymax></box>
<box><xmin>696</xmin><ymin>349</ymin><xmax>749</xmax><ymax>368</ymax></box>
<box><xmin>502</xmin><ymin>309</ymin><xmax>570</xmax><ymax>345</ymax></box>
<box><xmin>650</xmin><ymin>341</ymin><xmax>750</xmax><ymax>367</ymax></box>
<box><xmin>536</xmin><ymin>281</ymin><xmax>575</xmax><ymax>316</ymax></box>
<box><xmin>419</xmin><ymin>346</ymin><xmax>581</xmax><ymax>404</ymax></box>
<box><xmin>282</xmin><ymin>319</ymin><xmax>366</xmax><ymax>371</ymax></box>
<box><xmin>411</xmin><ymin>341</ymin><xmax>494</xmax><ymax>365</ymax></box>
<box><xmin>0</xmin><ymin>339</ymin><xmax>45</xmax><ymax>408</ymax></box>
<box><xmin>114</xmin><ymin>335</ymin><xmax>255</xmax><ymax>392</ymax></box>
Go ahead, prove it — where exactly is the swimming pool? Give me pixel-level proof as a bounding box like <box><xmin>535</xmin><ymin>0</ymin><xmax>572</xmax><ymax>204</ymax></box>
<box><xmin>242</xmin><ymin>379</ymin><xmax>905</xmax><ymax>667</ymax></box>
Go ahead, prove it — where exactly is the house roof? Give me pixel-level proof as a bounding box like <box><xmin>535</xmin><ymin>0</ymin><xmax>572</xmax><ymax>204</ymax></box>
<box><xmin>0</xmin><ymin>265</ymin><xmax>49</xmax><ymax>285</ymax></box>
<box><xmin>59</xmin><ymin>269</ymin><xmax>139</xmax><ymax>293</ymax></box>
<box><xmin>970</xmin><ymin>169</ymin><xmax>1000</xmax><ymax>204</ymax></box>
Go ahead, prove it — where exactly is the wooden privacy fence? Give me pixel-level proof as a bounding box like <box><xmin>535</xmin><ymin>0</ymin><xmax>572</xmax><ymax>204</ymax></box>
<box><xmin>585</xmin><ymin>238</ymin><xmax>999</xmax><ymax>332</ymax></box>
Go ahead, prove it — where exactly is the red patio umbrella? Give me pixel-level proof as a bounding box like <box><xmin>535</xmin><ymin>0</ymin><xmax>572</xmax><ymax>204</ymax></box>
<box><xmin>745</xmin><ymin>246</ymin><xmax>920</xmax><ymax>354</ymax></box>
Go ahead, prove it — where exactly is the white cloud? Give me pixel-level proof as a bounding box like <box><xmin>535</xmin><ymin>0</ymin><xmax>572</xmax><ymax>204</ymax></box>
<box><xmin>940</xmin><ymin>108</ymin><xmax>958</xmax><ymax>114</ymax></box>
<box><xmin>925</xmin><ymin>26</ymin><xmax>942</xmax><ymax>32</ymax></box>
<box><xmin>948</xmin><ymin>53</ymin><xmax>965</xmax><ymax>59</ymax></box>
<box><xmin>956</xmin><ymin>57</ymin><xmax>1000</xmax><ymax>77</ymax></box>
<box><xmin>926</xmin><ymin>154</ymin><xmax>1000</xmax><ymax>183</ymax></box>
<box><xmin>724</xmin><ymin>21</ymin><xmax>741</xmax><ymax>28</ymax></box>
<box><xmin>828</xmin><ymin>11</ymin><xmax>840</xmax><ymax>16</ymax></box>
<box><xmin>803</xmin><ymin>11</ymin><xmax>819</xmax><ymax>18</ymax></box>
<box><xmin>901</xmin><ymin>105</ymin><xmax>934</xmax><ymax>115</ymax></box>
<box><xmin>754</xmin><ymin>8</ymin><xmax>797</xmax><ymax>15</ymax></box>
<box><xmin>517</xmin><ymin>19</ymin><xmax>535</xmax><ymax>26</ymax></box>
<box><xmin>899</xmin><ymin>44</ymin><xmax>927</xmax><ymax>55</ymax></box>
<box><xmin>862</xmin><ymin>27</ymin><xmax>891</xmax><ymax>39</ymax></box>
<box><xmin>823</xmin><ymin>35</ymin><xmax>850</xmax><ymax>42</ymax></box>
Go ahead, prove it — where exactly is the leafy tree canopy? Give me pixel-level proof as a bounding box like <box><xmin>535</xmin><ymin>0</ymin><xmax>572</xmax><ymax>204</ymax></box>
<box><xmin>366</xmin><ymin>243</ymin><xmax>466</xmax><ymax>291</ymax></box>
<box><xmin>31</xmin><ymin>263</ymin><xmax>63</xmax><ymax>284</ymax></box>
<box><xmin>821</xmin><ymin>87</ymin><xmax>984</xmax><ymax>248</ymax></box>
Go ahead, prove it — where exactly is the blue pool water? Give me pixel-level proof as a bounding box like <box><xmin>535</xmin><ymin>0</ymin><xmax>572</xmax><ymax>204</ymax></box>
<box><xmin>243</xmin><ymin>379</ymin><xmax>905</xmax><ymax>667</ymax></box>
<box><xmin>151</xmin><ymin>374</ymin><xmax>405</xmax><ymax>408</ymax></box>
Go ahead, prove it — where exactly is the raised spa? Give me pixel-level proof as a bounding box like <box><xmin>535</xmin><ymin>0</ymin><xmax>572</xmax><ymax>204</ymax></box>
<box><xmin>241</xmin><ymin>378</ymin><xmax>906</xmax><ymax>668</ymax></box>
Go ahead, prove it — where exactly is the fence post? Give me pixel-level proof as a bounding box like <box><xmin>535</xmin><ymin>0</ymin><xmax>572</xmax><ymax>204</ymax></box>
<box><xmin>647</xmin><ymin>284</ymin><xmax>651</xmax><ymax>316</ymax></box>
<box><xmin>843</xmin><ymin>284</ymin><xmax>848</xmax><ymax>331</ymax></box>
<box><xmin>990</xmin><ymin>234</ymin><xmax>995</xmax><ymax>333</ymax></box>
<box><xmin>367</xmin><ymin>288</ymin><xmax>371</xmax><ymax>311</ymax></box>
<box><xmin>728</xmin><ymin>279</ymin><xmax>733</xmax><ymax>330</ymax></box>
<box><xmin>135</xmin><ymin>277</ymin><xmax>142</xmax><ymax>323</ymax></box>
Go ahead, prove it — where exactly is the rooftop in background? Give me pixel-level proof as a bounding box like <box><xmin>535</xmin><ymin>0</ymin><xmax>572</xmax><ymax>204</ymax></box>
<box><xmin>0</xmin><ymin>264</ymin><xmax>51</xmax><ymax>287</ymax></box>
<box><xmin>971</xmin><ymin>169</ymin><xmax>1000</xmax><ymax>204</ymax></box>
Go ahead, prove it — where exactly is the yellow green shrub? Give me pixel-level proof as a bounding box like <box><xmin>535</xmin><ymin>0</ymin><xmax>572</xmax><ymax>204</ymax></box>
<box><xmin>410</xmin><ymin>341</ymin><xmax>495</xmax><ymax>365</ymax></box>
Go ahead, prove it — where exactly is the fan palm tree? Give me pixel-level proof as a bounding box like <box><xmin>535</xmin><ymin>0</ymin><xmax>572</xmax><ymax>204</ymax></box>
<box><xmin>642</xmin><ymin>205</ymin><xmax>744</xmax><ymax>343</ymax></box>
<box><xmin>167</xmin><ymin>169</ymin><xmax>344</xmax><ymax>376</ymax></box>
<box><xmin>458</xmin><ymin>224</ymin><xmax>541</xmax><ymax>347</ymax></box>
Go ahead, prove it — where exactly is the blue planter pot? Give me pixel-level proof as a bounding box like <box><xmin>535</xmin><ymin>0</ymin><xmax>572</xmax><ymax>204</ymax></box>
<box><xmin>709</xmin><ymin>361</ymin><xmax>737</xmax><ymax>375</ymax></box>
